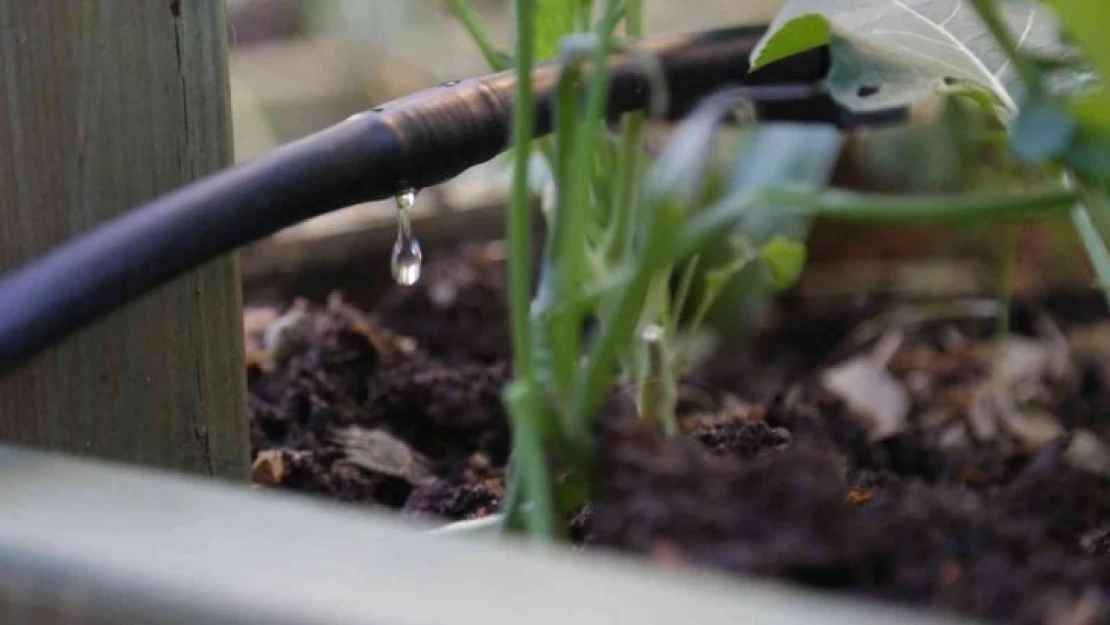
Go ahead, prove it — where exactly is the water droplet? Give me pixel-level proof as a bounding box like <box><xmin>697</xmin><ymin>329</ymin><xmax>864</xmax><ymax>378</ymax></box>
<box><xmin>396</xmin><ymin>188</ymin><xmax>416</xmax><ymax>211</ymax></box>
<box><xmin>641</xmin><ymin>324</ymin><xmax>664</xmax><ymax>343</ymax></box>
<box><xmin>391</xmin><ymin>189</ymin><xmax>423</xmax><ymax>286</ymax></box>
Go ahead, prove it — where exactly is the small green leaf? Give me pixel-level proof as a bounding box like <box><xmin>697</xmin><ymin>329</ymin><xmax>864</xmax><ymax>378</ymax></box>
<box><xmin>759</xmin><ymin>236</ymin><xmax>807</xmax><ymax>290</ymax></box>
<box><xmin>1047</xmin><ymin>1</ymin><xmax>1110</xmax><ymax>112</ymax></box>
<box><xmin>750</xmin><ymin>14</ymin><xmax>830</xmax><ymax>70</ymax></box>
<box><xmin>1012</xmin><ymin>98</ymin><xmax>1076</xmax><ymax>162</ymax></box>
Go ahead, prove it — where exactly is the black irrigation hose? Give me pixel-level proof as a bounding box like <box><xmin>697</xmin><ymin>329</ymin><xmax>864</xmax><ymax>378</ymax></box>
<box><xmin>0</xmin><ymin>26</ymin><xmax>905</xmax><ymax>376</ymax></box>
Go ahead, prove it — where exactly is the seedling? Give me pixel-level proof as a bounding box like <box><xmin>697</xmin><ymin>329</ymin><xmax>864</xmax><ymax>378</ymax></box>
<box><xmin>446</xmin><ymin>0</ymin><xmax>1109</xmax><ymax>540</ymax></box>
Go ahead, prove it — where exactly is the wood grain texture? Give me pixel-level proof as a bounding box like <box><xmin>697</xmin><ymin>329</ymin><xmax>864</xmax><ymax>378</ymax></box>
<box><xmin>0</xmin><ymin>1</ymin><xmax>249</xmax><ymax>479</ymax></box>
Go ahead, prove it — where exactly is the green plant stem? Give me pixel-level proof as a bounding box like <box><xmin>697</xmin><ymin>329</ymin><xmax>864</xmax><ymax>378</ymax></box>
<box><xmin>569</xmin><ymin>201</ymin><xmax>682</xmax><ymax>443</ymax></box>
<box><xmin>604</xmin><ymin>0</ymin><xmax>645</xmax><ymax>263</ymax></box>
<box><xmin>508</xmin><ymin>0</ymin><xmax>537</xmax><ymax>380</ymax></box>
<box><xmin>446</xmin><ymin>0</ymin><xmax>511</xmax><ymax>71</ymax></box>
<box><xmin>996</xmin><ymin>223</ymin><xmax>1019</xmax><ymax>344</ymax></box>
<box><xmin>645</xmin><ymin>335</ymin><xmax>679</xmax><ymax>436</ymax></box>
<box><xmin>625</xmin><ymin>0</ymin><xmax>643</xmax><ymax>38</ymax></box>
<box><xmin>670</xmin><ymin>256</ymin><xmax>698</xmax><ymax>337</ymax></box>
<box><xmin>970</xmin><ymin>0</ymin><xmax>1110</xmax><ymax>309</ymax></box>
<box><xmin>1071</xmin><ymin>182</ymin><xmax>1110</xmax><ymax>305</ymax></box>
<box><xmin>561</xmin><ymin>2</ymin><xmax>618</xmax><ymax>301</ymax></box>
<box><xmin>670</xmin><ymin>188</ymin><xmax>1077</xmax><ymax>267</ymax></box>
<box><xmin>499</xmin><ymin>0</ymin><xmax>538</xmax><ymax>537</ymax></box>
<box><xmin>569</xmin><ymin>263</ymin><xmax>657</xmax><ymax>443</ymax></box>
<box><xmin>755</xmin><ymin>188</ymin><xmax>1078</xmax><ymax>222</ymax></box>
<box><xmin>968</xmin><ymin>0</ymin><xmax>1043</xmax><ymax>99</ymax></box>
<box><xmin>533</xmin><ymin>59</ymin><xmax>587</xmax><ymax>399</ymax></box>
<box><xmin>606</xmin><ymin>114</ymin><xmax>645</xmax><ymax>262</ymax></box>
<box><xmin>533</xmin><ymin>0</ymin><xmax>621</xmax><ymax>413</ymax></box>
<box><xmin>504</xmin><ymin>380</ymin><xmax>558</xmax><ymax>541</ymax></box>
<box><xmin>636</xmin><ymin>270</ymin><xmax>678</xmax><ymax>434</ymax></box>
<box><xmin>1073</xmin><ymin>208</ymin><xmax>1110</xmax><ymax>303</ymax></box>
<box><xmin>578</xmin><ymin>0</ymin><xmax>596</xmax><ymax>30</ymax></box>
<box><xmin>501</xmin><ymin>459</ymin><xmax>526</xmax><ymax>532</ymax></box>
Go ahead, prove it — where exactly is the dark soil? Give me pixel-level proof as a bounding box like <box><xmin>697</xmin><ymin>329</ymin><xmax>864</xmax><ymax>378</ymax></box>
<box><xmin>247</xmin><ymin>241</ymin><xmax>1110</xmax><ymax>625</ymax></box>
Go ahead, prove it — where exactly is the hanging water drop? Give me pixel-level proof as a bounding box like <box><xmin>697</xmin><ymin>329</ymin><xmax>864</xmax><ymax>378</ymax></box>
<box><xmin>391</xmin><ymin>188</ymin><xmax>423</xmax><ymax>286</ymax></box>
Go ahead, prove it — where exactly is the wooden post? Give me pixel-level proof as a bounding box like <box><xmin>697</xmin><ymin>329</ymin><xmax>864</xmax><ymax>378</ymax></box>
<box><xmin>0</xmin><ymin>2</ymin><xmax>250</xmax><ymax>479</ymax></box>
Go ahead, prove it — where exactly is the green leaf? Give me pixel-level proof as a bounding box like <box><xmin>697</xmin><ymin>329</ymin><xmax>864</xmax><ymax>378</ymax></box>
<box><xmin>1046</xmin><ymin>0</ymin><xmax>1110</xmax><ymax>125</ymax></box>
<box><xmin>759</xmin><ymin>236</ymin><xmax>807</xmax><ymax>290</ymax></box>
<box><xmin>750</xmin><ymin>14</ymin><xmax>830</xmax><ymax>70</ymax></box>
<box><xmin>446</xmin><ymin>0</ymin><xmax>513</xmax><ymax>71</ymax></box>
<box><xmin>754</xmin><ymin>0</ymin><xmax>1061</xmax><ymax>112</ymax></box>
<box><xmin>1012</xmin><ymin>98</ymin><xmax>1077</xmax><ymax>162</ymax></box>
<box><xmin>1047</xmin><ymin>0</ymin><xmax>1110</xmax><ymax>135</ymax></box>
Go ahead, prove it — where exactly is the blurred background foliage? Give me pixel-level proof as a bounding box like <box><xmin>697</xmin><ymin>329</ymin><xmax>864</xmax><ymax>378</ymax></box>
<box><xmin>227</xmin><ymin>0</ymin><xmax>1091</xmax><ymax>307</ymax></box>
<box><xmin>226</xmin><ymin>0</ymin><xmax>779</xmax><ymax>161</ymax></box>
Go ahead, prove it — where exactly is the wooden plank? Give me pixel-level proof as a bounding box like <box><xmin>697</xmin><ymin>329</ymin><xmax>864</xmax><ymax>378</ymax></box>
<box><xmin>0</xmin><ymin>445</ymin><xmax>976</xmax><ymax>625</ymax></box>
<box><xmin>0</xmin><ymin>1</ymin><xmax>249</xmax><ymax>478</ymax></box>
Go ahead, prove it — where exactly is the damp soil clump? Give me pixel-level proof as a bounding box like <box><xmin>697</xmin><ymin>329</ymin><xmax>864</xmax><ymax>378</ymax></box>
<box><xmin>247</xmin><ymin>242</ymin><xmax>1110</xmax><ymax>624</ymax></box>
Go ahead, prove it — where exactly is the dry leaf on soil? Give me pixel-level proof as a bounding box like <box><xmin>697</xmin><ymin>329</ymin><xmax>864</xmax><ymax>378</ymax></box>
<box><xmin>334</xmin><ymin>426</ymin><xmax>434</xmax><ymax>484</ymax></box>
<box><xmin>251</xmin><ymin>450</ymin><xmax>285</xmax><ymax>487</ymax></box>
<box><xmin>821</xmin><ymin>356</ymin><xmax>910</xmax><ymax>441</ymax></box>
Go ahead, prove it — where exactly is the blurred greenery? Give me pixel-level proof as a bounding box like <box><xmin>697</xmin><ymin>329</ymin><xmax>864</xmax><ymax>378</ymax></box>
<box><xmin>231</xmin><ymin>0</ymin><xmax>1098</xmax><ymax>304</ymax></box>
<box><xmin>226</xmin><ymin>0</ymin><xmax>781</xmax><ymax>161</ymax></box>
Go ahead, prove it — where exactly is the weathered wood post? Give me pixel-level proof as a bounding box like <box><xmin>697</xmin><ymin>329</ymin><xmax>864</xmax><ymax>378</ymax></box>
<box><xmin>0</xmin><ymin>1</ymin><xmax>250</xmax><ymax>478</ymax></box>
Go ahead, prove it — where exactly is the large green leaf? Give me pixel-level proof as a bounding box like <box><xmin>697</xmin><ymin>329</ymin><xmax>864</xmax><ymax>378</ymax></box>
<box><xmin>1047</xmin><ymin>0</ymin><xmax>1110</xmax><ymax>132</ymax></box>
<box><xmin>752</xmin><ymin>0</ymin><xmax>1062</xmax><ymax>112</ymax></box>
